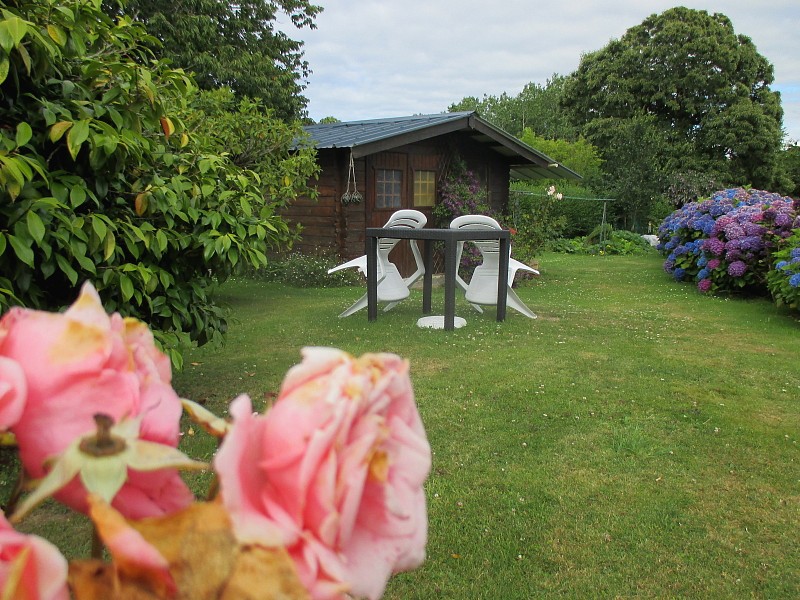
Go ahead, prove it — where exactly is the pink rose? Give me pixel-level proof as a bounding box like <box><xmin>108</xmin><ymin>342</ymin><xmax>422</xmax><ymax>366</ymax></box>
<box><xmin>214</xmin><ymin>347</ymin><xmax>431</xmax><ymax>600</ymax></box>
<box><xmin>0</xmin><ymin>282</ymin><xmax>193</xmax><ymax>519</ymax></box>
<box><xmin>0</xmin><ymin>357</ymin><xmax>26</xmax><ymax>430</ymax></box>
<box><xmin>0</xmin><ymin>512</ymin><xmax>69</xmax><ymax>600</ymax></box>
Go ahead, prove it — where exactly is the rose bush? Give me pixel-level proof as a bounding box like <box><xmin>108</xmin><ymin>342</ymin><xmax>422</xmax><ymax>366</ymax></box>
<box><xmin>0</xmin><ymin>282</ymin><xmax>193</xmax><ymax>518</ymax></box>
<box><xmin>0</xmin><ymin>285</ymin><xmax>431</xmax><ymax>598</ymax></box>
<box><xmin>215</xmin><ymin>347</ymin><xmax>431</xmax><ymax>600</ymax></box>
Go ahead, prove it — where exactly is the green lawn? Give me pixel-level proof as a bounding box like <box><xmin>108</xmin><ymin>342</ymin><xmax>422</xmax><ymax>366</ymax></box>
<box><xmin>171</xmin><ymin>252</ymin><xmax>799</xmax><ymax>599</ymax></box>
<box><xmin>6</xmin><ymin>252</ymin><xmax>798</xmax><ymax>598</ymax></box>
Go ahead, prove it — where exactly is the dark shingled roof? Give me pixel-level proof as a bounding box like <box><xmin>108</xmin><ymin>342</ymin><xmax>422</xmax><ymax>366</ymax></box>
<box><xmin>299</xmin><ymin>111</ymin><xmax>582</xmax><ymax>181</ymax></box>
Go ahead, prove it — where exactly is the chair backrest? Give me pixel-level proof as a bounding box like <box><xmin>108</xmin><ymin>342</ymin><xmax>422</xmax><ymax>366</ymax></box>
<box><xmin>377</xmin><ymin>210</ymin><xmax>427</xmax><ymax>255</ymax></box>
<box><xmin>450</xmin><ymin>214</ymin><xmax>503</xmax><ymax>262</ymax></box>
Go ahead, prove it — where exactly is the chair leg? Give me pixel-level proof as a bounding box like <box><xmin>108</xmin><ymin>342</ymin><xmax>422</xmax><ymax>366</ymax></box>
<box><xmin>338</xmin><ymin>293</ymin><xmax>368</xmax><ymax>317</ymax></box>
<box><xmin>506</xmin><ymin>287</ymin><xmax>537</xmax><ymax>319</ymax></box>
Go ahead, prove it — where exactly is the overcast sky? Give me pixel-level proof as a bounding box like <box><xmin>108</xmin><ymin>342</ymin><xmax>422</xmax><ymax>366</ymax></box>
<box><xmin>283</xmin><ymin>1</ymin><xmax>800</xmax><ymax>143</ymax></box>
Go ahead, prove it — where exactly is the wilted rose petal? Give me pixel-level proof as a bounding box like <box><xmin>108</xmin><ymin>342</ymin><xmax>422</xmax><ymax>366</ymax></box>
<box><xmin>214</xmin><ymin>347</ymin><xmax>431</xmax><ymax>600</ymax></box>
<box><xmin>71</xmin><ymin>500</ymin><xmax>309</xmax><ymax>599</ymax></box>
<box><xmin>87</xmin><ymin>495</ymin><xmax>176</xmax><ymax>598</ymax></box>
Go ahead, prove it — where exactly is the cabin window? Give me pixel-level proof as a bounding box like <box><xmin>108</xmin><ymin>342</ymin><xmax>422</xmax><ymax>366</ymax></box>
<box><xmin>376</xmin><ymin>169</ymin><xmax>402</xmax><ymax>208</ymax></box>
<box><xmin>413</xmin><ymin>170</ymin><xmax>436</xmax><ymax>207</ymax></box>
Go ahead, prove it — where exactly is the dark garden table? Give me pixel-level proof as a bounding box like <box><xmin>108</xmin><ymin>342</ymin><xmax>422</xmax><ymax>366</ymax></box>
<box><xmin>365</xmin><ymin>227</ymin><xmax>510</xmax><ymax>331</ymax></box>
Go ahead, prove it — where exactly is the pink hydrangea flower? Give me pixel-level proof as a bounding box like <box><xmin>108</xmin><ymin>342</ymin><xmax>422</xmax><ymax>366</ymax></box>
<box><xmin>0</xmin><ymin>512</ymin><xmax>68</xmax><ymax>600</ymax></box>
<box><xmin>697</xmin><ymin>278</ymin><xmax>712</xmax><ymax>293</ymax></box>
<box><xmin>0</xmin><ymin>282</ymin><xmax>193</xmax><ymax>519</ymax></box>
<box><xmin>214</xmin><ymin>347</ymin><xmax>431</xmax><ymax>600</ymax></box>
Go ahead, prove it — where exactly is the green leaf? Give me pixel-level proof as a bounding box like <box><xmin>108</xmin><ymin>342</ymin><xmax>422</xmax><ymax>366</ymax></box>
<box><xmin>0</xmin><ymin>232</ymin><xmax>6</xmax><ymax>257</ymax></box>
<box><xmin>49</xmin><ymin>121</ymin><xmax>73</xmax><ymax>143</ymax></box>
<box><xmin>66</xmin><ymin>119</ymin><xmax>90</xmax><ymax>160</ymax></box>
<box><xmin>26</xmin><ymin>211</ymin><xmax>45</xmax><ymax>245</ymax></box>
<box><xmin>46</xmin><ymin>24</ymin><xmax>67</xmax><ymax>46</ymax></box>
<box><xmin>0</xmin><ymin>155</ymin><xmax>26</xmax><ymax>186</ymax></box>
<box><xmin>91</xmin><ymin>215</ymin><xmax>107</xmax><ymax>242</ymax></box>
<box><xmin>69</xmin><ymin>185</ymin><xmax>87</xmax><ymax>208</ymax></box>
<box><xmin>103</xmin><ymin>232</ymin><xmax>116</xmax><ymax>261</ymax></box>
<box><xmin>156</xmin><ymin>229</ymin><xmax>168</xmax><ymax>252</ymax></box>
<box><xmin>42</xmin><ymin>107</ymin><xmax>56</xmax><ymax>126</ymax></box>
<box><xmin>0</xmin><ymin>16</ymin><xmax>28</xmax><ymax>53</ymax></box>
<box><xmin>7</xmin><ymin>234</ymin><xmax>33</xmax><ymax>267</ymax></box>
<box><xmin>0</xmin><ymin>56</ymin><xmax>8</xmax><ymax>85</ymax></box>
<box><xmin>120</xmin><ymin>273</ymin><xmax>134</xmax><ymax>301</ymax></box>
<box><xmin>56</xmin><ymin>254</ymin><xmax>78</xmax><ymax>285</ymax></box>
<box><xmin>16</xmin><ymin>41</ymin><xmax>30</xmax><ymax>74</ymax></box>
<box><xmin>74</xmin><ymin>251</ymin><xmax>95</xmax><ymax>274</ymax></box>
<box><xmin>15</xmin><ymin>122</ymin><xmax>32</xmax><ymax>148</ymax></box>
<box><xmin>240</xmin><ymin>196</ymin><xmax>252</xmax><ymax>217</ymax></box>
<box><xmin>55</xmin><ymin>6</ymin><xmax>75</xmax><ymax>22</ymax></box>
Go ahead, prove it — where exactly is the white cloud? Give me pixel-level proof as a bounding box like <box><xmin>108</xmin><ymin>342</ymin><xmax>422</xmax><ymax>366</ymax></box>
<box><xmin>290</xmin><ymin>0</ymin><xmax>800</xmax><ymax>141</ymax></box>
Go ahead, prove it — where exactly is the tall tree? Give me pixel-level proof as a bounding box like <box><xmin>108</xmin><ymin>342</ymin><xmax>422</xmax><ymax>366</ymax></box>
<box><xmin>449</xmin><ymin>75</ymin><xmax>577</xmax><ymax>140</ymax></box>
<box><xmin>561</xmin><ymin>7</ymin><xmax>784</xmax><ymax>190</ymax></box>
<box><xmin>105</xmin><ymin>0</ymin><xmax>322</xmax><ymax>121</ymax></box>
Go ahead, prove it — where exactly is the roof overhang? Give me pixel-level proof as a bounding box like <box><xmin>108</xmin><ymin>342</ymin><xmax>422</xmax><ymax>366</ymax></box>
<box><xmin>300</xmin><ymin>111</ymin><xmax>582</xmax><ymax>181</ymax></box>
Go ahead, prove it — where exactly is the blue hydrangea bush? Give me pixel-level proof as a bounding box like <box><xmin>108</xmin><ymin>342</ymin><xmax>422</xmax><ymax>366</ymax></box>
<box><xmin>766</xmin><ymin>231</ymin><xmax>800</xmax><ymax>309</ymax></box>
<box><xmin>657</xmin><ymin>188</ymin><xmax>800</xmax><ymax>298</ymax></box>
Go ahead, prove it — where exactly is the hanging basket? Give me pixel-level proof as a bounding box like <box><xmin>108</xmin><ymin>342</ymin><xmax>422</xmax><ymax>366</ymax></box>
<box><xmin>341</xmin><ymin>153</ymin><xmax>362</xmax><ymax>205</ymax></box>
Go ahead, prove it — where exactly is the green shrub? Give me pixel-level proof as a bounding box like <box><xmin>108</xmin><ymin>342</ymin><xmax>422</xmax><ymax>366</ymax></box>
<box><xmin>0</xmin><ymin>0</ymin><xmax>317</xmax><ymax>366</ymax></box>
<box><xmin>257</xmin><ymin>254</ymin><xmax>362</xmax><ymax>288</ymax></box>
<box><xmin>549</xmin><ymin>230</ymin><xmax>654</xmax><ymax>256</ymax></box>
<box><xmin>506</xmin><ymin>183</ymin><xmax>567</xmax><ymax>262</ymax></box>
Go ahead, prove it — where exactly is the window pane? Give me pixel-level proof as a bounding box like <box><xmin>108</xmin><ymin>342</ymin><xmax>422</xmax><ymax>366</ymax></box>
<box><xmin>376</xmin><ymin>169</ymin><xmax>402</xmax><ymax>208</ymax></box>
<box><xmin>414</xmin><ymin>170</ymin><xmax>436</xmax><ymax>207</ymax></box>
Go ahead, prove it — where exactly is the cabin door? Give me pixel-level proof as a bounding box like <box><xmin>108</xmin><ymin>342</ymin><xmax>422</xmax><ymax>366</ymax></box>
<box><xmin>365</xmin><ymin>152</ymin><xmax>414</xmax><ymax>276</ymax></box>
<box><xmin>365</xmin><ymin>151</ymin><xmax>438</xmax><ymax>276</ymax></box>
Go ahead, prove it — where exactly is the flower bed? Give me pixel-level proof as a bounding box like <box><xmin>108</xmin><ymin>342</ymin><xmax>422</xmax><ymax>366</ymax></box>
<box><xmin>657</xmin><ymin>188</ymin><xmax>800</xmax><ymax>302</ymax></box>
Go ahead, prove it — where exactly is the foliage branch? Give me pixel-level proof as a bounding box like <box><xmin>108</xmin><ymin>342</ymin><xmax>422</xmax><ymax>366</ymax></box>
<box><xmin>0</xmin><ymin>0</ymin><xmax>317</xmax><ymax>366</ymax></box>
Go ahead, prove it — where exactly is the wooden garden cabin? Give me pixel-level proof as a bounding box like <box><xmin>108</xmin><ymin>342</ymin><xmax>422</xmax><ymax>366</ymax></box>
<box><xmin>286</xmin><ymin>111</ymin><xmax>581</xmax><ymax>273</ymax></box>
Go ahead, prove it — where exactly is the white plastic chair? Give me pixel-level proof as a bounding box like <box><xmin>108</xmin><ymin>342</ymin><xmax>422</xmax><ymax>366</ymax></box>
<box><xmin>328</xmin><ymin>209</ymin><xmax>427</xmax><ymax>317</ymax></box>
<box><xmin>450</xmin><ymin>214</ymin><xmax>539</xmax><ymax>319</ymax></box>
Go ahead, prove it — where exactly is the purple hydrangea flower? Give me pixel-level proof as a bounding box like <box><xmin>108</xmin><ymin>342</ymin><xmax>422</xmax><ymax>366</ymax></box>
<box><xmin>704</xmin><ymin>238</ymin><xmax>725</xmax><ymax>256</ymax></box>
<box><xmin>698</xmin><ymin>278</ymin><xmax>712</xmax><ymax>292</ymax></box>
<box><xmin>727</xmin><ymin>261</ymin><xmax>747</xmax><ymax>277</ymax></box>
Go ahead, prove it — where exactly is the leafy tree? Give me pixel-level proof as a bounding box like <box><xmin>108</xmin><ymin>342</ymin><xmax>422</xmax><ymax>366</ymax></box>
<box><xmin>449</xmin><ymin>75</ymin><xmax>577</xmax><ymax>139</ymax></box>
<box><xmin>518</xmin><ymin>130</ymin><xmax>603</xmax><ymax>184</ymax></box>
<box><xmin>0</xmin><ymin>0</ymin><xmax>316</xmax><ymax>366</ymax></box>
<box><xmin>516</xmin><ymin>131</ymin><xmax>605</xmax><ymax>236</ymax></box>
<box><xmin>561</xmin><ymin>7</ymin><xmax>784</xmax><ymax>190</ymax></box>
<box><xmin>104</xmin><ymin>0</ymin><xmax>322</xmax><ymax>121</ymax></box>
<box><xmin>583</xmin><ymin>115</ymin><xmax>672</xmax><ymax>232</ymax></box>
<box><xmin>778</xmin><ymin>144</ymin><xmax>800</xmax><ymax>197</ymax></box>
